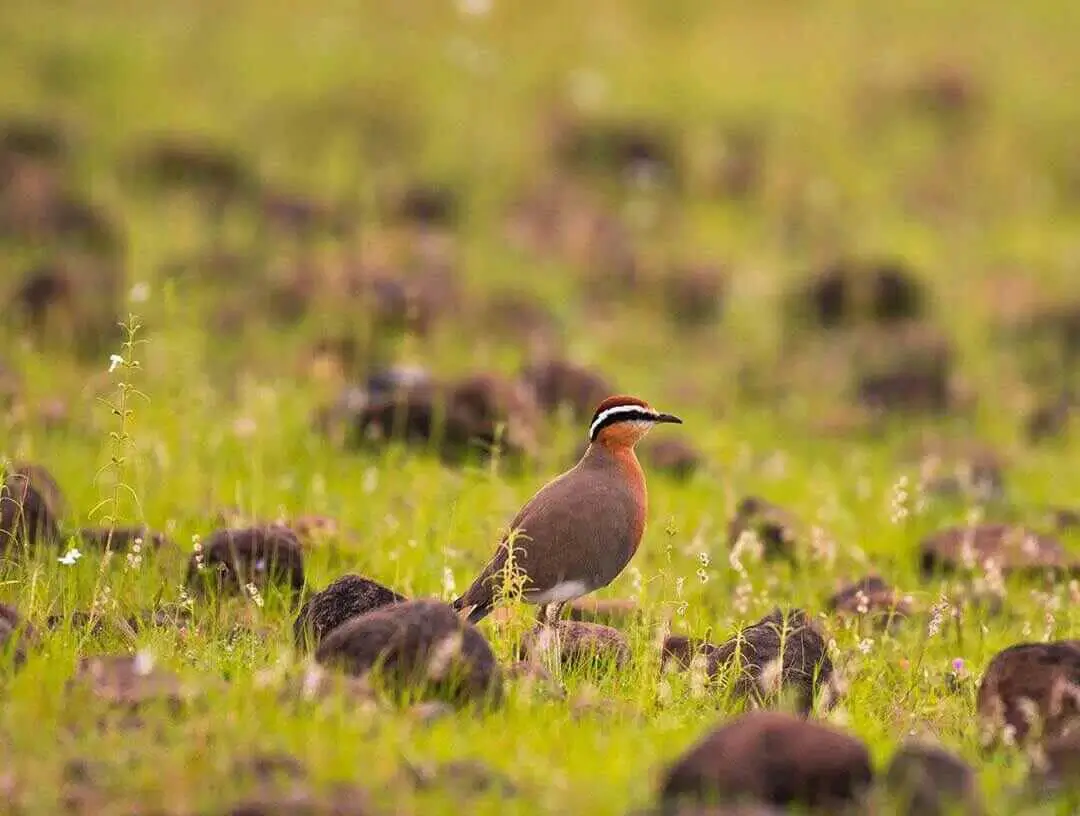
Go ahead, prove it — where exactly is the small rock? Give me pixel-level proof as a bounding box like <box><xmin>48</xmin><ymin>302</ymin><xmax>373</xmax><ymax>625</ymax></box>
<box><xmin>707</xmin><ymin>122</ymin><xmax>768</xmax><ymax>201</ymax></box>
<box><xmin>60</xmin><ymin>758</ymin><xmax>106</xmax><ymax>813</ymax></box>
<box><xmin>898</xmin><ymin>65</ymin><xmax>982</xmax><ymax>128</ymax></box>
<box><xmin>565</xmin><ymin>597</ymin><xmax>639</xmax><ymax>626</ymax></box>
<box><xmin>477</xmin><ymin>290</ymin><xmax>560</xmax><ymax>351</ymax></box>
<box><xmin>640</xmin><ymin>439</ymin><xmax>703</xmax><ymax>480</ymax></box>
<box><xmin>407</xmin><ymin>700</ymin><xmax>454</xmax><ymax>725</ymax></box>
<box><xmin>659</xmin><ymin>263</ymin><xmax>726</xmax><ymax>328</ymax></box>
<box><xmin>12</xmin><ymin>256</ymin><xmax>123</xmax><ymax>355</ymax></box>
<box><xmin>272</xmin><ymin>663</ymin><xmax>380</xmax><ymax>710</ymax></box>
<box><xmin>76</xmin><ymin>526</ymin><xmax>170</xmax><ymax>553</ymax></box>
<box><xmin>127</xmin><ymin>135</ymin><xmax>257</xmax><ymax>204</ymax></box>
<box><xmin>791</xmin><ymin>258</ymin><xmax>926</xmax><ymax>331</ymax></box>
<box><xmin>520</xmin><ymin>620</ymin><xmax>631</xmax><ymax>671</ymax></box>
<box><xmin>402</xmin><ymin>758</ymin><xmax>518</xmax><ymax>797</ymax></box>
<box><xmin>186</xmin><ymin>526</ymin><xmax>306</xmax><ymax>597</ymax></box>
<box><xmin>315</xmin><ymin>599</ymin><xmax>502</xmax><ymax>708</ymax></box>
<box><xmin>222</xmin><ymin>784</ymin><xmax>372</xmax><ymax>816</ymax></box>
<box><xmin>856</xmin><ymin>330</ymin><xmax>955</xmax><ymax>416</ymax></box>
<box><xmin>1044</xmin><ymin>507</ymin><xmax>1080</xmax><ymax>533</ymax></box>
<box><xmin>68</xmin><ymin>653</ymin><xmax>188</xmax><ymax>710</ymax></box>
<box><xmin>1031</xmin><ymin>730</ymin><xmax>1080</xmax><ymax>792</ymax></box>
<box><xmin>659</xmin><ymin>710</ymin><xmax>874</xmax><ymax>810</ymax></box>
<box><xmin>389</xmin><ymin>181</ymin><xmax>460</xmax><ymax>229</ymax></box>
<box><xmin>641</xmin><ymin>804</ymin><xmax>782</xmax><ymax>816</ymax></box>
<box><xmin>569</xmin><ymin>684</ymin><xmax>642</xmax><ymax>722</ymax></box>
<box><xmin>710</xmin><ymin>608</ymin><xmax>839</xmax><ymax>715</ymax></box>
<box><xmin>45</xmin><ymin>610</ymin><xmax>140</xmax><ymax>640</ymax></box>
<box><xmin>920</xmin><ymin>523</ymin><xmax>1077</xmax><ymax>578</ymax></box>
<box><xmin>293</xmin><ymin>574</ymin><xmax>406</xmax><ymax>650</ymax></box>
<box><xmin>660</xmin><ymin>634</ymin><xmax>723</xmax><ymax>674</ymax></box>
<box><xmin>342</xmin><ymin>264</ymin><xmax>459</xmax><ymax>337</ymax></box>
<box><xmin>344</xmin><ymin>373</ymin><xmax>538</xmax><ymax>464</ymax></box>
<box><xmin>976</xmin><ymin>640</ymin><xmax>1080</xmax><ymax>746</ymax></box>
<box><xmin>0</xmin><ymin>359</ymin><xmax>21</xmax><ymax>413</ymax></box>
<box><xmin>287</xmin><ymin>515</ymin><xmax>343</xmax><ymax>550</ymax></box>
<box><xmin>258</xmin><ymin>188</ymin><xmax>355</xmax><ymax>242</ymax></box>
<box><xmin>727</xmin><ymin>497</ymin><xmax>798</xmax><ymax>562</ymax></box>
<box><xmin>519</xmin><ymin>359</ymin><xmax>614</xmax><ymax>421</ymax></box>
<box><xmin>0</xmin><ymin>461</ymin><xmax>65</xmax><ymax>553</ymax></box>
<box><xmin>445</xmin><ymin>372</ymin><xmax>543</xmax><ymax>460</ymax></box>
<box><xmin>826</xmin><ymin>576</ymin><xmax>913</xmax><ymax>629</ymax></box>
<box><xmin>909</xmin><ymin>439</ymin><xmax>1007</xmax><ymax>504</ymax></box>
<box><xmin>883</xmin><ymin>741</ymin><xmax>982</xmax><ymax>816</ymax></box>
<box><xmin>504</xmin><ymin>660</ymin><xmax>565</xmax><ymax>698</ymax></box>
<box><xmin>0</xmin><ymin>117</ymin><xmax>70</xmax><ymax>165</ymax></box>
<box><xmin>550</xmin><ymin>114</ymin><xmax>681</xmax><ymax>189</ymax></box>
<box><xmin>34</xmin><ymin>397</ymin><xmax>69</xmax><ymax>430</ymax></box>
<box><xmin>1026</xmin><ymin>394</ymin><xmax>1073</xmax><ymax>443</ymax></box>
<box><xmin>0</xmin><ymin>602</ymin><xmax>35</xmax><ymax>667</ymax></box>
<box><xmin>233</xmin><ymin>752</ymin><xmax>307</xmax><ymax>784</ymax></box>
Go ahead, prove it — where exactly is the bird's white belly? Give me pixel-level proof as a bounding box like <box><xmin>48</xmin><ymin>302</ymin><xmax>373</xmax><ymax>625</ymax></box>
<box><xmin>529</xmin><ymin>579</ymin><xmax>589</xmax><ymax>605</ymax></box>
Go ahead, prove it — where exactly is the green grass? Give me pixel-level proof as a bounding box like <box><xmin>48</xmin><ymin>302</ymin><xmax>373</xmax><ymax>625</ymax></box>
<box><xmin>2</xmin><ymin>0</ymin><xmax>1080</xmax><ymax>813</ymax></box>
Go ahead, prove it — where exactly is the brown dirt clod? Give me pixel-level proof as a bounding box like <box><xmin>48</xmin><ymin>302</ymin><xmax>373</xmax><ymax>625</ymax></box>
<box><xmin>976</xmin><ymin>640</ymin><xmax>1080</xmax><ymax>746</ymax></box>
<box><xmin>659</xmin><ymin>710</ymin><xmax>874</xmax><ymax>810</ymax></box>
<box><xmin>186</xmin><ymin>526</ymin><xmax>306</xmax><ymax>597</ymax></box>
<box><xmin>293</xmin><ymin>574</ymin><xmax>406</xmax><ymax>650</ymax></box>
<box><xmin>520</xmin><ymin>620</ymin><xmax>631</xmax><ymax>671</ymax></box>
<box><xmin>314</xmin><ymin>599</ymin><xmax>502</xmax><ymax>708</ymax></box>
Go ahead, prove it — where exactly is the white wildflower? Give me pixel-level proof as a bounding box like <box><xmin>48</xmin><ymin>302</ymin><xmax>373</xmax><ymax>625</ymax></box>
<box><xmin>126</xmin><ymin>538</ymin><xmax>143</xmax><ymax>571</ymax></box>
<box><xmin>457</xmin><ymin>0</ymin><xmax>491</xmax><ymax>17</ymax></box>
<box><xmin>58</xmin><ymin>548</ymin><xmax>82</xmax><ymax>566</ymax></box>
<box><xmin>133</xmin><ymin>649</ymin><xmax>155</xmax><ymax>676</ymax></box>
<box><xmin>128</xmin><ymin>282</ymin><xmax>150</xmax><ymax>303</ymax></box>
<box><xmin>927</xmin><ymin>596</ymin><xmax>950</xmax><ymax>638</ymax></box>
<box><xmin>246</xmin><ymin>582</ymin><xmax>264</xmax><ymax>608</ymax></box>
<box><xmin>889</xmin><ymin>475</ymin><xmax>910</xmax><ymax>524</ymax></box>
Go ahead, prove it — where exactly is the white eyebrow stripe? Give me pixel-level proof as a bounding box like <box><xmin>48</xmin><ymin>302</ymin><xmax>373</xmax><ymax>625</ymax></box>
<box><xmin>589</xmin><ymin>404</ymin><xmax>658</xmax><ymax>439</ymax></box>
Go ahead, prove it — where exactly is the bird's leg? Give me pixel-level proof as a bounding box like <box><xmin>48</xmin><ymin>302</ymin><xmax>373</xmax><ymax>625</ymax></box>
<box><xmin>539</xmin><ymin>601</ymin><xmax>566</xmax><ymax>627</ymax></box>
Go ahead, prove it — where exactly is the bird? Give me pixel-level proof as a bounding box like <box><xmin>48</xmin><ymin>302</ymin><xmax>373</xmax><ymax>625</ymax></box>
<box><xmin>452</xmin><ymin>394</ymin><xmax>682</xmax><ymax>625</ymax></box>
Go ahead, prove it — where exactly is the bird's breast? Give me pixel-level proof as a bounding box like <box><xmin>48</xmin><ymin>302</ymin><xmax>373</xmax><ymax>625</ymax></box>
<box><xmin>608</xmin><ymin>447</ymin><xmax>648</xmax><ymax>556</ymax></box>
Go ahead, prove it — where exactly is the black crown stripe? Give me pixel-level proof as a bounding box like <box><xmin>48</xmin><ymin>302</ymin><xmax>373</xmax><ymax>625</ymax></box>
<box><xmin>589</xmin><ymin>406</ymin><xmax>658</xmax><ymax>440</ymax></box>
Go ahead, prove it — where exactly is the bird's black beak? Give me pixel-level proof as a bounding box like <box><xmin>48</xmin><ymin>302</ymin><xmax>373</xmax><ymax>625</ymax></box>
<box><xmin>653</xmin><ymin>412</ymin><xmax>683</xmax><ymax>425</ymax></box>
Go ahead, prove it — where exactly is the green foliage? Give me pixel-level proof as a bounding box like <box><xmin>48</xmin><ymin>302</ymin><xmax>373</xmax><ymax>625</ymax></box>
<box><xmin>0</xmin><ymin>0</ymin><xmax>1079</xmax><ymax>813</ymax></box>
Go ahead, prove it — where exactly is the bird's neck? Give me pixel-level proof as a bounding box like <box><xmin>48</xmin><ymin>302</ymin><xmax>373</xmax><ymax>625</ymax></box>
<box><xmin>585</xmin><ymin>440</ymin><xmax>648</xmax><ymax>516</ymax></box>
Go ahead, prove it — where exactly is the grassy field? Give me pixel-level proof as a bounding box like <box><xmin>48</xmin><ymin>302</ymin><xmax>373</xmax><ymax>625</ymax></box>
<box><xmin>2</xmin><ymin>0</ymin><xmax>1080</xmax><ymax>813</ymax></box>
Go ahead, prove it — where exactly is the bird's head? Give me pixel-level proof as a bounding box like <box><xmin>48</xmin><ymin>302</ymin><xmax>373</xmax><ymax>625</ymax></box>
<box><xmin>588</xmin><ymin>395</ymin><xmax>682</xmax><ymax>448</ymax></box>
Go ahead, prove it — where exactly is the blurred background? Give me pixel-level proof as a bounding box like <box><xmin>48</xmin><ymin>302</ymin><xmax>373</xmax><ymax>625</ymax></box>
<box><xmin>2</xmin><ymin>0</ymin><xmax>1080</xmax><ymax>492</ymax></box>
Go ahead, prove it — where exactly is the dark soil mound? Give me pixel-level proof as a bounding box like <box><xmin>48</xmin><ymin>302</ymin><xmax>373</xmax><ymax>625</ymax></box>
<box><xmin>727</xmin><ymin>497</ymin><xmax>799</xmax><ymax>562</ymax></box>
<box><xmin>826</xmin><ymin>576</ymin><xmax>913</xmax><ymax>630</ymax></box>
<box><xmin>711</xmin><ymin>608</ymin><xmax>838</xmax><ymax>715</ymax></box>
<box><xmin>882</xmin><ymin>741</ymin><xmax>982</xmax><ymax>816</ymax></box>
<box><xmin>920</xmin><ymin>524</ymin><xmax>1077</xmax><ymax>578</ymax></box>
<box><xmin>659</xmin><ymin>710</ymin><xmax>873</xmax><ymax>810</ymax></box>
<box><xmin>976</xmin><ymin>640</ymin><xmax>1080</xmax><ymax>746</ymax></box>
<box><xmin>0</xmin><ymin>602</ymin><xmax>36</xmax><ymax>667</ymax></box>
<box><xmin>315</xmin><ymin>599</ymin><xmax>502</xmax><ymax>708</ymax></box>
<box><xmin>294</xmin><ymin>574</ymin><xmax>406</xmax><ymax>650</ymax></box>
<box><xmin>520</xmin><ymin>620</ymin><xmax>631</xmax><ymax>671</ymax></box>
<box><xmin>186</xmin><ymin>526</ymin><xmax>306</xmax><ymax>597</ymax></box>
<box><xmin>0</xmin><ymin>461</ymin><xmax>65</xmax><ymax>554</ymax></box>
